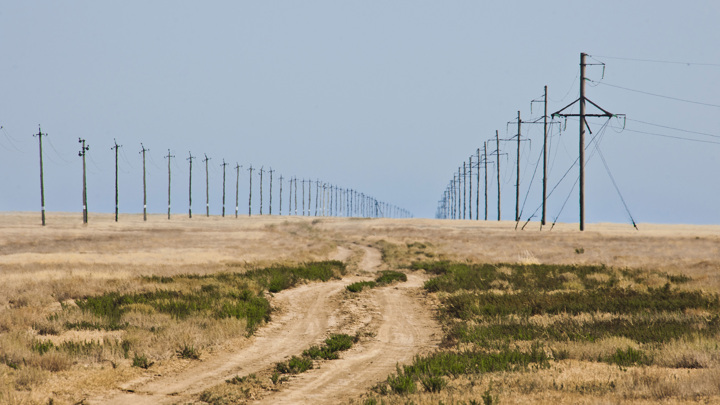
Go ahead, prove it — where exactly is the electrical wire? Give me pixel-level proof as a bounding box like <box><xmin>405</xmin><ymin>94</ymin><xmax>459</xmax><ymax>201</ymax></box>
<box><xmin>609</xmin><ymin>125</ymin><xmax>720</xmax><ymax>146</ymax></box>
<box><xmin>591</xmin><ymin>55</ymin><xmax>720</xmax><ymax>67</ymax></box>
<box><xmin>588</xmin><ymin>80</ymin><xmax>720</xmax><ymax>108</ymax></box>
<box><xmin>46</xmin><ymin>138</ymin><xmax>73</xmax><ymax>165</ymax></box>
<box><xmin>1</xmin><ymin>127</ymin><xmax>27</xmax><ymax>153</ymax></box>
<box><xmin>627</xmin><ymin>118</ymin><xmax>720</xmax><ymax>139</ymax></box>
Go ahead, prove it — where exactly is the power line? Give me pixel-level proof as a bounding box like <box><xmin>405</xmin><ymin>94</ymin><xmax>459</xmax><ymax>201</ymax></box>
<box><xmin>589</xmin><ymin>79</ymin><xmax>720</xmax><ymax>108</ymax></box>
<box><xmin>609</xmin><ymin>125</ymin><xmax>720</xmax><ymax>146</ymax></box>
<box><xmin>592</xmin><ymin>55</ymin><xmax>720</xmax><ymax>67</ymax></box>
<box><xmin>626</xmin><ymin>118</ymin><xmax>720</xmax><ymax>139</ymax></box>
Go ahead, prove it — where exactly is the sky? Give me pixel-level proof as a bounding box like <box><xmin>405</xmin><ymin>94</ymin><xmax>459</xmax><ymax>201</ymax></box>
<box><xmin>1</xmin><ymin>1</ymin><xmax>719</xmax><ymax>224</ymax></box>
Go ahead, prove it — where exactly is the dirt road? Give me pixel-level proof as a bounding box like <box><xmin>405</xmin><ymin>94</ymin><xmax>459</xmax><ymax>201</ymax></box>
<box><xmin>91</xmin><ymin>245</ymin><xmax>439</xmax><ymax>404</ymax></box>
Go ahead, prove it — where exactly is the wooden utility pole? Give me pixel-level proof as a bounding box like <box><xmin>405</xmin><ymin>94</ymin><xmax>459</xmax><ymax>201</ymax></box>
<box><xmin>279</xmin><ymin>175</ymin><xmax>284</xmax><ymax>216</ymax></box>
<box><xmin>187</xmin><ymin>152</ymin><xmax>195</xmax><ymax>218</ymax></box>
<box><xmin>247</xmin><ymin>165</ymin><xmax>253</xmax><ymax>216</ymax></box>
<box><xmin>165</xmin><ymin>149</ymin><xmax>175</xmax><ymax>220</ymax></box>
<box><xmin>259</xmin><ymin>167</ymin><xmax>264</xmax><ymax>215</ymax></box>
<box><xmin>483</xmin><ymin>143</ymin><xmax>488</xmax><ymax>221</ymax></box>
<box><xmin>516</xmin><ymin>110</ymin><xmax>521</xmax><ymax>222</ymax></box>
<box><xmin>542</xmin><ymin>85</ymin><xmax>549</xmax><ymax>226</ymax></box>
<box><xmin>111</xmin><ymin>140</ymin><xmax>122</xmax><ymax>222</ymax></box>
<box><xmin>34</xmin><ymin>127</ymin><xmax>47</xmax><ymax>226</ymax></box>
<box><xmin>496</xmin><ymin>130</ymin><xmax>501</xmax><ymax>221</ymax></box>
<box><xmin>235</xmin><ymin>163</ymin><xmax>241</xmax><ymax>218</ymax></box>
<box><xmin>269</xmin><ymin>168</ymin><xmax>274</xmax><ymax>215</ymax></box>
<box><xmin>221</xmin><ymin>159</ymin><xmax>228</xmax><ymax>217</ymax></box>
<box><xmin>301</xmin><ymin>179</ymin><xmax>305</xmax><ymax>216</ymax></box>
<box><xmin>469</xmin><ymin>156</ymin><xmax>473</xmax><ymax>220</ymax></box>
<box><xmin>203</xmin><ymin>154</ymin><xmax>210</xmax><ymax>217</ymax></box>
<box><xmin>78</xmin><ymin>138</ymin><xmax>89</xmax><ymax>224</ymax></box>
<box><xmin>315</xmin><ymin>180</ymin><xmax>320</xmax><ymax>216</ymax></box>
<box><xmin>140</xmin><ymin>144</ymin><xmax>149</xmax><ymax>221</ymax></box>
<box><xmin>552</xmin><ymin>53</ymin><xmax>620</xmax><ymax>231</ymax></box>
<box><xmin>463</xmin><ymin>162</ymin><xmax>467</xmax><ymax>220</ymax></box>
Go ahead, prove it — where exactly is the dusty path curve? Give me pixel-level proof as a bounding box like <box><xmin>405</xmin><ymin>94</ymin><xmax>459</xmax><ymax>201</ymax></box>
<box><xmin>92</xmin><ymin>280</ymin><xmax>347</xmax><ymax>404</ymax></box>
<box><xmin>257</xmin><ymin>271</ymin><xmax>438</xmax><ymax>405</ymax></box>
<box><xmin>90</xmin><ymin>244</ymin><xmax>439</xmax><ymax>404</ymax></box>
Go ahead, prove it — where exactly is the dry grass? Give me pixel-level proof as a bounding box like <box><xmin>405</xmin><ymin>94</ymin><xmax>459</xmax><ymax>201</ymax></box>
<box><xmin>1</xmin><ymin>213</ymin><xmax>720</xmax><ymax>404</ymax></box>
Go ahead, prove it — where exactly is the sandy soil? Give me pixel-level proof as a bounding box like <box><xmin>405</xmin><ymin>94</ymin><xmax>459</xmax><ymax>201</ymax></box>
<box><xmin>88</xmin><ymin>244</ymin><xmax>440</xmax><ymax>405</ymax></box>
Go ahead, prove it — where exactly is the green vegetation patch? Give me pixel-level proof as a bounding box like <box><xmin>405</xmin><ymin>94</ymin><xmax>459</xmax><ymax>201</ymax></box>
<box><xmin>73</xmin><ymin>261</ymin><xmax>345</xmax><ymax>334</ymax></box>
<box><xmin>346</xmin><ymin>270</ymin><xmax>407</xmax><ymax>293</ymax></box>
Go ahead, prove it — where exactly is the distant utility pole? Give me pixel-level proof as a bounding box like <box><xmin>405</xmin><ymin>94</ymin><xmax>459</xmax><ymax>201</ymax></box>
<box><xmin>279</xmin><ymin>175</ymin><xmax>284</xmax><ymax>216</ymax></box>
<box><xmin>552</xmin><ymin>53</ymin><xmax>622</xmax><ymax>231</ymax></box>
<box><xmin>315</xmin><ymin>180</ymin><xmax>320</xmax><ymax>216</ymax></box>
<box><xmin>308</xmin><ymin>179</ymin><xmax>311</xmax><ymax>216</ymax></box>
<box><xmin>187</xmin><ymin>152</ymin><xmax>195</xmax><ymax>218</ymax></box>
<box><xmin>78</xmin><ymin>138</ymin><xmax>89</xmax><ymax>224</ymax></box>
<box><xmin>269</xmin><ymin>168</ymin><xmax>275</xmax><ymax>215</ymax></box>
<box><xmin>221</xmin><ymin>159</ymin><xmax>228</xmax><ymax>217</ymax></box>
<box><xmin>294</xmin><ymin>177</ymin><xmax>298</xmax><ymax>215</ymax></box>
<box><xmin>483</xmin><ymin>143</ymin><xmax>488</xmax><ymax>221</ymax></box>
<box><xmin>235</xmin><ymin>163</ymin><xmax>241</xmax><ymax>218</ymax></box>
<box><xmin>259</xmin><ymin>167</ymin><xmax>264</xmax><ymax>215</ymax></box>
<box><xmin>111</xmin><ymin>140</ymin><xmax>122</xmax><ymax>222</ymax></box>
<box><xmin>496</xmin><ymin>130</ymin><xmax>501</xmax><ymax>221</ymax></box>
<box><xmin>302</xmin><ymin>179</ymin><xmax>306</xmax><ymax>216</ymax></box>
<box><xmin>247</xmin><ymin>165</ymin><xmax>253</xmax><ymax>216</ymax></box>
<box><xmin>140</xmin><ymin>143</ymin><xmax>149</xmax><ymax>221</ymax></box>
<box><xmin>542</xmin><ymin>85</ymin><xmax>549</xmax><ymax>226</ymax></box>
<box><xmin>463</xmin><ymin>161</ymin><xmax>467</xmax><ymax>220</ymax></box>
<box><xmin>165</xmin><ymin>149</ymin><xmax>175</xmax><ymax>220</ymax></box>
<box><xmin>203</xmin><ymin>154</ymin><xmax>210</xmax><ymax>217</ymax></box>
<box><xmin>476</xmin><ymin>148</ymin><xmax>480</xmax><ymax>221</ymax></box>
<box><xmin>515</xmin><ymin>111</ymin><xmax>521</xmax><ymax>222</ymax></box>
<box><xmin>34</xmin><ymin>126</ymin><xmax>47</xmax><ymax>226</ymax></box>
<box><xmin>469</xmin><ymin>156</ymin><xmax>473</xmax><ymax>220</ymax></box>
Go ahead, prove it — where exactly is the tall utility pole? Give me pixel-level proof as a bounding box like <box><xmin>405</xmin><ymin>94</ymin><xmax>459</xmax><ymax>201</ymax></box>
<box><xmin>476</xmin><ymin>148</ymin><xmax>480</xmax><ymax>221</ymax></box>
<box><xmin>187</xmin><ymin>152</ymin><xmax>195</xmax><ymax>218</ymax></box>
<box><xmin>259</xmin><ymin>167</ymin><xmax>264</xmax><ymax>215</ymax></box>
<box><xmin>269</xmin><ymin>168</ymin><xmax>274</xmax><ymax>215</ymax></box>
<box><xmin>140</xmin><ymin>143</ymin><xmax>149</xmax><ymax>222</ymax></box>
<box><xmin>315</xmin><ymin>180</ymin><xmax>320</xmax><ymax>216</ymax></box>
<box><xmin>457</xmin><ymin>168</ymin><xmax>461</xmax><ymax>219</ymax></box>
<box><xmin>469</xmin><ymin>156</ymin><xmax>473</xmax><ymax>220</ymax></box>
<box><xmin>463</xmin><ymin>162</ymin><xmax>467</xmax><ymax>219</ymax></box>
<box><xmin>34</xmin><ymin>126</ymin><xmax>47</xmax><ymax>226</ymax></box>
<box><xmin>294</xmin><ymin>177</ymin><xmax>298</xmax><ymax>215</ymax></box>
<box><xmin>235</xmin><ymin>163</ymin><xmax>241</xmax><ymax>218</ymax></box>
<box><xmin>111</xmin><ymin>140</ymin><xmax>122</xmax><ymax>222</ymax></box>
<box><xmin>78</xmin><ymin>138</ymin><xmax>89</xmax><ymax>224</ymax></box>
<box><xmin>483</xmin><ymin>143</ymin><xmax>488</xmax><ymax>221</ymax></box>
<box><xmin>515</xmin><ymin>111</ymin><xmax>521</xmax><ymax>222</ymax></box>
<box><xmin>165</xmin><ymin>149</ymin><xmax>175</xmax><ymax>220</ymax></box>
<box><xmin>542</xmin><ymin>85</ymin><xmax>549</xmax><ymax>226</ymax></box>
<box><xmin>301</xmin><ymin>179</ymin><xmax>305</xmax><ymax>216</ymax></box>
<box><xmin>279</xmin><ymin>175</ymin><xmax>284</xmax><ymax>216</ymax></box>
<box><xmin>203</xmin><ymin>154</ymin><xmax>210</xmax><ymax>217</ymax></box>
<box><xmin>247</xmin><ymin>165</ymin><xmax>253</xmax><ymax>216</ymax></box>
<box><xmin>220</xmin><ymin>159</ymin><xmax>228</xmax><ymax>217</ymax></box>
<box><xmin>552</xmin><ymin>53</ymin><xmax>620</xmax><ymax>231</ymax></box>
<box><xmin>307</xmin><ymin>178</ymin><xmax>311</xmax><ymax>216</ymax></box>
<box><xmin>496</xmin><ymin>130</ymin><xmax>501</xmax><ymax>221</ymax></box>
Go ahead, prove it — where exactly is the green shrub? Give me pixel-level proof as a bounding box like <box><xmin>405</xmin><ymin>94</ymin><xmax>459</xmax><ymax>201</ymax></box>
<box><xmin>346</xmin><ymin>281</ymin><xmax>376</xmax><ymax>293</ymax></box>
<box><xmin>132</xmin><ymin>353</ymin><xmax>154</xmax><ymax>369</ymax></box>
<box><xmin>276</xmin><ymin>356</ymin><xmax>313</xmax><ymax>374</ymax></box>
<box><xmin>420</xmin><ymin>375</ymin><xmax>446</xmax><ymax>392</ymax></box>
<box><xmin>375</xmin><ymin>271</ymin><xmax>407</xmax><ymax>285</ymax></box>
<box><xmin>176</xmin><ymin>345</ymin><xmax>201</xmax><ymax>360</ymax></box>
<box><xmin>606</xmin><ymin>347</ymin><xmax>651</xmax><ymax>367</ymax></box>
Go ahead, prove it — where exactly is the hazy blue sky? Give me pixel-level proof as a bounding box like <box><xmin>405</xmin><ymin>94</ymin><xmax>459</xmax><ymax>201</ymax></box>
<box><xmin>1</xmin><ymin>1</ymin><xmax>718</xmax><ymax>224</ymax></box>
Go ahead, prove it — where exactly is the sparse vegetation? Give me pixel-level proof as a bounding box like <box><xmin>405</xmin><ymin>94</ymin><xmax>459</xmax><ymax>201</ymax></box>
<box><xmin>347</xmin><ymin>270</ymin><xmax>407</xmax><ymax>293</ymax></box>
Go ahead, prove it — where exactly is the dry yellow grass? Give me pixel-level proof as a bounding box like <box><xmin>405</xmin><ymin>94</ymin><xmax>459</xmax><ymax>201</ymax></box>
<box><xmin>1</xmin><ymin>212</ymin><xmax>719</xmax><ymax>404</ymax></box>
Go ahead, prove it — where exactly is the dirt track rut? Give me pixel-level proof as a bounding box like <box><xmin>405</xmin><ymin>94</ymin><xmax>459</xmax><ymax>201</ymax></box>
<box><xmin>91</xmin><ymin>245</ymin><xmax>439</xmax><ymax>404</ymax></box>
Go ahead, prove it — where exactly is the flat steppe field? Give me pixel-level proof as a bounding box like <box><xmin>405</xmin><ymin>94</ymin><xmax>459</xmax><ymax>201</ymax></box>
<box><xmin>1</xmin><ymin>212</ymin><xmax>719</xmax><ymax>404</ymax></box>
